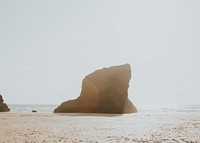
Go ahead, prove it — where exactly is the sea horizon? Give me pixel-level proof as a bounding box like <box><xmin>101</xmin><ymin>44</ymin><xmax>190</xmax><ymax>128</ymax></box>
<box><xmin>7</xmin><ymin>104</ymin><xmax>200</xmax><ymax>114</ymax></box>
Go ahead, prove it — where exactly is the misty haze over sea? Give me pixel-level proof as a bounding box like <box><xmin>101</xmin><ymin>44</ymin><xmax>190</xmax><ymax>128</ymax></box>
<box><xmin>1</xmin><ymin>1</ymin><xmax>200</xmax><ymax>109</ymax></box>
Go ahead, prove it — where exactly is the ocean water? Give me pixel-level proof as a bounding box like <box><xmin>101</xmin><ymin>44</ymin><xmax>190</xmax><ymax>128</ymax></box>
<box><xmin>7</xmin><ymin>104</ymin><xmax>200</xmax><ymax>113</ymax></box>
<box><xmin>8</xmin><ymin>104</ymin><xmax>58</xmax><ymax>113</ymax></box>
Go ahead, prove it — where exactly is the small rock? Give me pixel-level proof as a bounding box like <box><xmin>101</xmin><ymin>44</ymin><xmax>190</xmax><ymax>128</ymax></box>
<box><xmin>32</xmin><ymin>110</ymin><xmax>37</xmax><ymax>113</ymax></box>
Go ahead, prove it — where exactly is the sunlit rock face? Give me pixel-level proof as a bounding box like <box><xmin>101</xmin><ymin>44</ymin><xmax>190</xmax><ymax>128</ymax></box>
<box><xmin>54</xmin><ymin>64</ymin><xmax>137</xmax><ymax>114</ymax></box>
<box><xmin>0</xmin><ymin>95</ymin><xmax>10</xmax><ymax>112</ymax></box>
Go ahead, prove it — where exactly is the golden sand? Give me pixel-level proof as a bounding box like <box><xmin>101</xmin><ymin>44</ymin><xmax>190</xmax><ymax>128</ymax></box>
<box><xmin>0</xmin><ymin>112</ymin><xmax>199</xmax><ymax>143</ymax></box>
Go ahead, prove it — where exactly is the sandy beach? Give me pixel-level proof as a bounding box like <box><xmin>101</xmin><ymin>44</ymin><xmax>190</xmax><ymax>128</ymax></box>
<box><xmin>0</xmin><ymin>112</ymin><xmax>199</xmax><ymax>143</ymax></box>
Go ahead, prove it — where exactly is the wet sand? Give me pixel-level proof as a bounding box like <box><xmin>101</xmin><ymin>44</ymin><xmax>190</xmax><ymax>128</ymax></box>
<box><xmin>0</xmin><ymin>112</ymin><xmax>199</xmax><ymax>143</ymax></box>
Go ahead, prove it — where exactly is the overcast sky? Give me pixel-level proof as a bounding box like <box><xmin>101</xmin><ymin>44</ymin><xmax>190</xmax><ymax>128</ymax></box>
<box><xmin>0</xmin><ymin>0</ymin><xmax>200</xmax><ymax>109</ymax></box>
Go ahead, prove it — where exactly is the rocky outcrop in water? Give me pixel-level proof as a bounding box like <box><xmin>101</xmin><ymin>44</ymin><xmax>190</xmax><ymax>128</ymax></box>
<box><xmin>54</xmin><ymin>64</ymin><xmax>137</xmax><ymax>114</ymax></box>
<box><xmin>0</xmin><ymin>95</ymin><xmax>10</xmax><ymax>112</ymax></box>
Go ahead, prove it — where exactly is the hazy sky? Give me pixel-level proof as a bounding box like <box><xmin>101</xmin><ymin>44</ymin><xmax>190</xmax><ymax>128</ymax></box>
<box><xmin>0</xmin><ymin>0</ymin><xmax>200</xmax><ymax>109</ymax></box>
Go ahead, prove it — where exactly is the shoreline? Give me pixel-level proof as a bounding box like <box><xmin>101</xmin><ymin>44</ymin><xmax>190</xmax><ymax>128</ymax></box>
<box><xmin>0</xmin><ymin>112</ymin><xmax>199</xmax><ymax>143</ymax></box>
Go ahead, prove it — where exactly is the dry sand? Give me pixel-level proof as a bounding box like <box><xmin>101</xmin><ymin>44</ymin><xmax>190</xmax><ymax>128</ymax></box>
<box><xmin>0</xmin><ymin>112</ymin><xmax>199</xmax><ymax>143</ymax></box>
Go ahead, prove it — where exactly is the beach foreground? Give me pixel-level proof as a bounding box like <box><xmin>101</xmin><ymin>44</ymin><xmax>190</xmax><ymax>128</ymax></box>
<box><xmin>0</xmin><ymin>112</ymin><xmax>199</xmax><ymax>143</ymax></box>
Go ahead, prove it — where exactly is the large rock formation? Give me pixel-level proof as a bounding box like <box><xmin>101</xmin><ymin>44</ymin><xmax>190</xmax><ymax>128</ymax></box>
<box><xmin>0</xmin><ymin>95</ymin><xmax>10</xmax><ymax>112</ymax></box>
<box><xmin>54</xmin><ymin>64</ymin><xmax>137</xmax><ymax>114</ymax></box>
